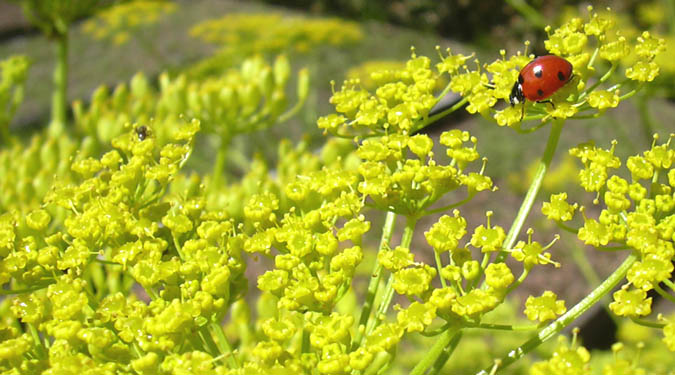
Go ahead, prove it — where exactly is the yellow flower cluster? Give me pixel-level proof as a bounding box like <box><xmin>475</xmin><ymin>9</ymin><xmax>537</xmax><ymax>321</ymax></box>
<box><xmin>82</xmin><ymin>0</ymin><xmax>177</xmax><ymax>45</ymax></box>
<box><xmin>190</xmin><ymin>12</ymin><xmax>363</xmax><ymax>55</ymax></box>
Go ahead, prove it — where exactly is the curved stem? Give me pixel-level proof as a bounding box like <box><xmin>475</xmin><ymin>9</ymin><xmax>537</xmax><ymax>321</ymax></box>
<box><xmin>412</xmin><ymin>96</ymin><xmax>469</xmax><ymax>134</ymax></box>
<box><xmin>505</xmin><ymin>268</ymin><xmax>529</xmax><ymax>296</ymax></box>
<box><xmin>278</xmin><ymin>86</ymin><xmax>307</xmax><ymax>123</ymax></box>
<box><xmin>578</xmin><ymin>63</ymin><xmax>617</xmax><ymax>101</ymax></box>
<box><xmin>654</xmin><ymin>283</ymin><xmax>675</xmax><ymax>304</ymax></box>
<box><xmin>664</xmin><ymin>278</ymin><xmax>675</xmax><ymax>292</ymax></box>
<box><xmin>555</xmin><ymin>221</ymin><xmax>579</xmax><ymax>234</ymax></box>
<box><xmin>481</xmin><ymin>252</ymin><xmax>638</xmax><ymax>374</ymax></box>
<box><xmin>630</xmin><ymin>316</ymin><xmax>666</xmax><ymax>329</ymax></box>
<box><xmin>515</xmin><ymin>118</ymin><xmax>550</xmax><ymax>133</ymax></box>
<box><xmin>424</xmin><ymin>193</ymin><xmax>475</xmax><ymax>215</ymax></box>
<box><xmin>353</xmin><ymin>211</ymin><xmax>396</xmax><ymax>349</ymax></box>
<box><xmin>495</xmin><ymin>119</ymin><xmax>565</xmax><ymax>263</ymax></box>
<box><xmin>410</xmin><ymin>326</ymin><xmax>461</xmax><ymax>375</ymax></box>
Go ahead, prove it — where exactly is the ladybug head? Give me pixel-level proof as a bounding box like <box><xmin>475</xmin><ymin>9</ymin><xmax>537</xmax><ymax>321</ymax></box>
<box><xmin>509</xmin><ymin>81</ymin><xmax>524</xmax><ymax>106</ymax></box>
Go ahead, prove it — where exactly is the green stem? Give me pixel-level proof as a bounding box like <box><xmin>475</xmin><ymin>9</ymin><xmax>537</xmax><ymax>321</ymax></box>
<box><xmin>278</xmin><ymin>89</ymin><xmax>307</xmax><ymax>123</ymax></box>
<box><xmin>505</xmin><ymin>268</ymin><xmax>529</xmax><ymax>295</ymax></box>
<box><xmin>27</xmin><ymin>323</ymin><xmax>47</xmax><ymax>359</ymax></box>
<box><xmin>465</xmin><ymin>322</ymin><xmax>538</xmax><ymax>331</ymax></box>
<box><xmin>434</xmin><ymin>251</ymin><xmax>447</xmax><ymax>288</ymax></box>
<box><xmin>410</xmin><ymin>326</ymin><xmax>461</xmax><ymax>375</ymax></box>
<box><xmin>0</xmin><ymin>284</ymin><xmax>51</xmax><ymax>295</ymax></box>
<box><xmin>482</xmin><ymin>252</ymin><xmax>638</xmax><ymax>373</ymax></box>
<box><xmin>198</xmin><ymin>325</ymin><xmax>222</xmax><ymax>358</ymax></box>
<box><xmin>353</xmin><ymin>211</ymin><xmax>396</xmax><ymax>349</ymax></box>
<box><xmin>505</xmin><ymin>0</ymin><xmax>547</xmax><ymax>29</ymax></box>
<box><xmin>578</xmin><ymin>63</ymin><xmax>617</xmax><ymax>101</ymax></box>
<box><xmin>424</xmin><ymin>193</ymin><xmax>475</xmax><ymax>215</ymax></box>
<box><xmin>107</xmin><ymin>267</ymin><xmax>121</xmax><ymax>295</ymax></box>
<box><xmin>664</xmin><ymin>278</ymin><xmax>675</xmax><ymax>291</ymax></box>
<box><xmin>211</xmin><ymin>137</ymin><xmax>229</xmax><ymax>193</ymax></box>
<box><xmin>555</xmin><ymin>221</ymin><xmax>579</xmax><ymax>234</ymax></box>
<box><xmin>630</xmin><ymin>316</ymin><xmax>666</xmax><ymax>329</ymax></box>
<box><xmin>654</xmin><ymin>283</ymin><xmax>675</xmax><ymax>304</ymax></box>
<box><xmin>412</xmin><ymin>96</ymin><xmax>469</xmax><ymax>134</ymax></box>
<box><xmin>366</xmin><ymin>216</ymin><xmax>418</xmax><ymax>337</ymax></box>
<box><xmin>495</xmin><ymin>119</ymin><xmax>565</xmax><ymax>263</ymax></box>
<box><xmin>428</xmin><ymin>331</ymin><xmax>463</xmax><ymax>375</ymax></box>
<box><xmin>49</xmin><ymin>31</ymin><xmax>68</xmax><ymax>137</ymax></box>
<box><xmin>366</xmin><ymin>273</ymin><xmax>394</xmax><ymax>336</ymax></box>
<box><xmin>209</xmin><ymin>322</ymin><xmax>239</xmax><ymax>369</ymax></box>
<box><xmin>171</xmin><ymin>232</ymin><xmax>185</xmax><ymax>260</ymax></box>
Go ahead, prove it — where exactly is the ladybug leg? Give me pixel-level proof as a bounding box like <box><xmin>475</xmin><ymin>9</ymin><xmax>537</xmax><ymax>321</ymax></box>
<box><xmin>537</xmin><ymin>100</ymin><xmax>555</xmax><ymax>109</ymax></box>
<box><xmin>520</xmin><ymin>101</ymin><xmax>525</xmax><ymax>121</ymax></box>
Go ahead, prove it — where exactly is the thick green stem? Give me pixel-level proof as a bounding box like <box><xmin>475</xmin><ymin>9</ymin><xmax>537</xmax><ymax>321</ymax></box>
<box><xmin>49</xmin><ymin>32</ymin><xmax>68</xmax><ymax>137</ymax></box>
<box><xmin>428</xmin><ymin>331</ymin><xmax>463</xmax><ymax>375</ymax></box>
<box><xmin>482</xmin><ymin>253</ymin><xmax>638</xmax><ymax>373</ymax></box>
<box><xmin>410</xmin><ymin>326</ymin><xmax>461</xmax><ymax>375</ymax></box>
<box><xmin>211</xmin><ymin>138</ymin><xmax>230</xmax><ymax>194</ymax></box>
<box><xmin>495</xmin><ymin>119</ymin><xmax>565</xmax><ymax>263</ymax></box>
<box><xmin>28</xmin><ymin>323</ymin><xmax>47</xmax><ymax>359</ymax></box>
<box><xmin>366</xmin><ymin>216</ymin><xmax>418</xmax><ymax>336</ymax></box>
<box><xmin>353</xmin><ymin>211</ymin><xmax>397</xmax><ymax>349</ymax></box>
<box><xmin>209</xmin><ymin>322</ymin><xmax>240</xmax><ymax>369</ymax></box>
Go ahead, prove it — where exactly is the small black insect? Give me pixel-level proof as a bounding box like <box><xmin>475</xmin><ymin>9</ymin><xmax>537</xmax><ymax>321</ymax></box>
<box><xmin>136</xmin><ymin>125</ymin><xmax>149</xmax><ymax>141</ymax></box>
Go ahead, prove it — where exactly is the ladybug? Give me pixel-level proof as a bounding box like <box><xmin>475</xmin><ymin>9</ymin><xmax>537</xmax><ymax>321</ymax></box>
<box><xmin>509</xmin><ymin>55</ymin><xmax>573</xmax><ymax>119</ymax></box>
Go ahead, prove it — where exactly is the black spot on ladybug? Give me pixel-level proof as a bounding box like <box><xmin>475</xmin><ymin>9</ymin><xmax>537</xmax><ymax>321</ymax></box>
<box><xmin>534</xmin><ymin>69</ymin><xmax>542</xmax><ymax>78</ymax></box>
<box><xmin>557</xmin><ymin>71</ymin><xmax>566</xmax><ymax>81</ymax></box>
<box><xmin>537</xmin><ymin>89</ymin><xmax>544</xmax><ymax>97</ymax></box>
<box><xmin>518</xmin><ymin>74</ymin><xmax>524</xmax><ymax>84</ymax></box>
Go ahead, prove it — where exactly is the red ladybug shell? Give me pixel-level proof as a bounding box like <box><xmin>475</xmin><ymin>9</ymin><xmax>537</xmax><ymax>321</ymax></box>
<box><xmin>510</xmin><ymin>55</ymin><xmax>573</xmax><ymax>105</ymax></box>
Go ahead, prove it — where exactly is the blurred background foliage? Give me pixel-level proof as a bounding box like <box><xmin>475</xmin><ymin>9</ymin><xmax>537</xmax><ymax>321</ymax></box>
<box><xmin>0</xmin><ymin>0</ymin><xmax>674</xmax><ymax>373</ymax></box>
